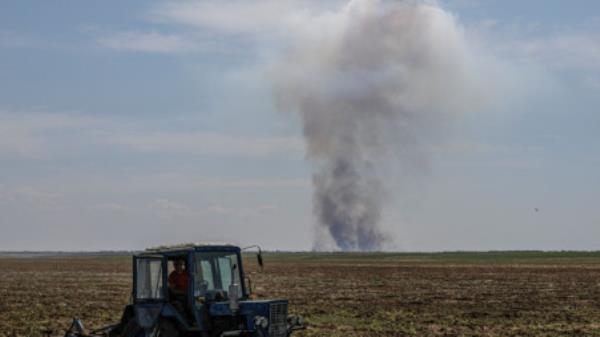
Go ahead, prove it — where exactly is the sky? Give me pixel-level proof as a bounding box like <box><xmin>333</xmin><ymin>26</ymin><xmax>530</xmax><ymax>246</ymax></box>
<box><xmin>1</xmin><ymin>0</ymin><xmax>599</xmax><ymax>251</ymax></box>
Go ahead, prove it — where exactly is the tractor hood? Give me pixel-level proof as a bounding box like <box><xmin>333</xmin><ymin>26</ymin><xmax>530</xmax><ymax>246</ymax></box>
<box><xmin>209</xmin><ymin>299</ymin><xmax>289</xmax><ymax>336</ymax></box>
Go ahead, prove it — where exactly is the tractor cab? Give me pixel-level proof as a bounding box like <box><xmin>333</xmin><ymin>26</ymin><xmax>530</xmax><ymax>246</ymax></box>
<box><xmin>134</xmin><ymin>247</ymin><xmax>243</xmax><ymax>303</ymax></box>
<box><xmin>112</xmin><ymin>243</ymin><xmax>303</xmax><ymax>337</ymax></box>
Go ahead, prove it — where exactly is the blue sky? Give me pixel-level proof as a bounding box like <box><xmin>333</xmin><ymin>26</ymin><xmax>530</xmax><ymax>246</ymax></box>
<box><xmin>1</xmin><ymin>0</ymin><xmax>599</xmax><ymax>251</ymax></box>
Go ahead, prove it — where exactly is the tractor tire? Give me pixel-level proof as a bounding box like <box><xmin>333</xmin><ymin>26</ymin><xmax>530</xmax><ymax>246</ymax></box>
<box><xmin>110</xmin><ymin>305</ymin><xmax>135</xmax><ymax>337</ymax></box>
<box><xmin>154</xmin><ymin>320</ymin><xmax>180</xmax><ymax>337</ymax></box>
<box><xmin>119</xmin><ymin>319</ymin><xmax>143</xmax><ymax>337</ymax></box>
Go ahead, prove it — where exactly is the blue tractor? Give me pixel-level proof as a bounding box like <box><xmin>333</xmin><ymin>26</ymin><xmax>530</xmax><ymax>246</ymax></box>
<box><xmin>65</xmin><ymin>243</ymin><xmax>304</xmax><ymax>337</ymax></box>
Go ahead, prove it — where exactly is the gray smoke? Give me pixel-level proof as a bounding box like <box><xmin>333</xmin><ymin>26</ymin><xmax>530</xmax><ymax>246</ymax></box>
<box><xmin>274</xmin><ymin>0</ymin><xmax>478</xmax><ymax>251</ymax></box>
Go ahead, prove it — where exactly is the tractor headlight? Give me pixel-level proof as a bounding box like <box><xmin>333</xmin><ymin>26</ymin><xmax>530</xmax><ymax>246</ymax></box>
<box><xmin>287</xmin><ymin>315</ymin><xmax>304</xmax><ymax>328</ymax></box>
<box><xmin>253</xmin><ymin>316</ymin><xmax>269</xmax><ymax>329</ymax></box>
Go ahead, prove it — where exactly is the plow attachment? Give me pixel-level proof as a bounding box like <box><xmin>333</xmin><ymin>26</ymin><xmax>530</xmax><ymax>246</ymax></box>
<box><xmin>62</xmin><ymin>318</ymin><xmax>119</xmax><ymax>337</ymax></box>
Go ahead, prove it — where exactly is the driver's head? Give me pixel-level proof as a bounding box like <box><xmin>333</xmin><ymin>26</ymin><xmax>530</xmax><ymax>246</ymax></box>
<box><xmin>173</xmin><ymin>260</ymin><xmax>185</xmax><ymax>273</ymax></box>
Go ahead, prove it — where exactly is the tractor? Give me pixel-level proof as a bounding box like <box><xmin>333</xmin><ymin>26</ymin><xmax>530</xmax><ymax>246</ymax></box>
<box><xmin>65</xmin><ymin>243</ymin><xmax>304</xmax><ymax>337</ymax></box>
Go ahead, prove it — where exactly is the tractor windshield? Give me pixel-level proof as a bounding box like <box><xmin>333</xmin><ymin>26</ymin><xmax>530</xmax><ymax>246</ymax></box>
<box><xmin>194</xmin><ymin>252</ymin><xmax>242</xmax><ymax>299</ymax></box>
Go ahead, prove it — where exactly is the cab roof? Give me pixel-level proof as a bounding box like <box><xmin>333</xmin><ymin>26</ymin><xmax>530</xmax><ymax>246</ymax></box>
<box><xmin>143</xmin><ymin>242</ymin><xmax>240</xmax><ymax>255</ymax></box>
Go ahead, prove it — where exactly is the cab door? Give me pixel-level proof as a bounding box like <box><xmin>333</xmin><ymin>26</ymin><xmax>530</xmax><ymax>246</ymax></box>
<box><xmin>133</xmin><ymin>255</ymin><xmax>168</xmax><ymax>303</ymax></box>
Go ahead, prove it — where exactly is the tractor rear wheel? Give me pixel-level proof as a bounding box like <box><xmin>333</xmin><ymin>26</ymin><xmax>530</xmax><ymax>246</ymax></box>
<box><xmin>154</xmin><ymin>320</ymin><xmax>179</xmax><ymax>337</ymax></box>
<box><xmin>119</xmin><ymin>319</ymin><xmax>143</xmax><ymax>337</ymax></box>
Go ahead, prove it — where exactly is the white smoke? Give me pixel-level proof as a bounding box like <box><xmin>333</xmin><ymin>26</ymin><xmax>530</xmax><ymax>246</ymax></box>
<box><xmin>273</xmin><ymin>0</ymin><xmax>480</xmax><ymax>251</ymax></box>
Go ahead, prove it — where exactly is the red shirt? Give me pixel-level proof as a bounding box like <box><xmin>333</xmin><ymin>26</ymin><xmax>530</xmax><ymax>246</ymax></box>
<box><xmin>168</xmin><ymin>271</ymin><xmax>189</xmax><ymax>292</ymax></box>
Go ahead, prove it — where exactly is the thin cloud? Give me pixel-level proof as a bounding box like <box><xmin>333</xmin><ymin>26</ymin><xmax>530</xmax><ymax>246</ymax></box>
<box><xmin>204</xmin><ymin>203</ymin><xmax>278</xmax><ymax>216</ymax></box>
<box><xmin>510</xmin><ymin>33</ymin><xmax>600</xmax><ymax>71</ymax></box>
<box><xmin>469</xmin><ymin>19</ymin><xmax>600</xmax><ymax>72</ymax></box>
<box><xmin>96</xmin><ymin>31</ymin><xmax>197</xmax><ymax>53</ymax></box>
<box><xmin>118</xmin><ymin>0</ymin><xmax>346</xmax><ymax>54</ymax></box>
<box><xmin>154</xmin><ymin>198</ymin><xmax>191</xmax><ymax>212</ymax></box>
<box><xmin>152</xmin><ymin>198</ymin><xmax>279</xmax><ymax>217</ymax></box>
<box><xmin>0</xmin><ymin>110</ymin><xmax>303</xmax><ymax>159</ymax></box>
<box><xmin>0</xmin><ymin>185</ymin><xmax>64</xmax><ymax>207</ymax></box>
<box><xmin>94</xmin><ymin>1</ymin><xmax>319</xmax><ymax>54</ymax></box>
<box><xmin>148</xmin><ymin>1</ymin><xmax>316</xmax><ymax>34</ymax></box>
<box><xmin>190</xmin><ymin>177</ymin><xmax>309</xmax><ymax>189</ymax></box>
<box><xmin>0</xmin><ymin>110</ymin><xmax>100</xmax><ymax>158</ymax></box>
<box><xmin>0</xmin><ymin>30</ymin><xmax>62</xmax><ymax>49</ymax></box>
<box><xmin>110</xmin><ymin>131</ymin><xmax>304</xmax><ymax>157</ymax></box>
<box><xmin>91</xmin><ymin>203</ymin><xmax>133</xmax><ymax>212</ymax></box>
<box><xmin>0</xmin><ymin>30</ymin><xmax>36</xmax><ymax>48</ymax></box>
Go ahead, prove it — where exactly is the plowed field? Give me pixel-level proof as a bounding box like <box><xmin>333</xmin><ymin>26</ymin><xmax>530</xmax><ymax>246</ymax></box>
<box><xmin>1</xmin><ymin>252</ymin><xmax>600</xmax><ymax>337</ymax></box>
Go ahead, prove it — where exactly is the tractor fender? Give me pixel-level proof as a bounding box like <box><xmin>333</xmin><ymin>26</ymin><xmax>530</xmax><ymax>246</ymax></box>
<box><xmin>118</xmin><ymin>318</ymin><xmax>143</xmax><ymax>337</ymax></box>
<box><xmin>134</xmin><ymin>304</ymin><xmax>164</xmax><ymax>330</ymax></box>
<box><xmin>107</xmin><ymin>305</ymin><xmax>135</xmax><ymax>337</ymax></box>
<box><xmin>119</xmin><ymin>304</ymin><xmax>173</xmax><ymax>337</ymax></box>
<box><xmin>160</xmin><ymin>303</ymin><xmax>190</xmax><ymax>332</ymax></box>
<box><xmin>121</xmin><ymin>305</ymin><xmax>135</xmax><ymax>325</ymax></box>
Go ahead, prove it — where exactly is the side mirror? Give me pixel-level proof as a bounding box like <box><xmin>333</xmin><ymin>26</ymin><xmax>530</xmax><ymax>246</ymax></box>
<box><xmin>242</xmin><ymin>245</ymin><xmax>265</xmax><ymax>272</ymax></box>
<box><xmin>257</xmin><ymin>249</ymin><xmax>264</xmax><ymax>271</ymax></box>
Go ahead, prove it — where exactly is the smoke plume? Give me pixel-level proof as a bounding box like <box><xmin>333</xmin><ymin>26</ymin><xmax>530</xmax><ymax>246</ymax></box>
<box><xmin>274</xmin><ymin>0</ymin><xmax>478</xmax><ymax>251</ymax></box>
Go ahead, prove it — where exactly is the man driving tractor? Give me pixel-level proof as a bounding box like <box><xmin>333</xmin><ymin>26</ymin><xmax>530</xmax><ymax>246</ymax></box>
<box><xmin>168</xmin><ymin>259</ymin><xmax>189</xmax><ymax>295</ymax></box>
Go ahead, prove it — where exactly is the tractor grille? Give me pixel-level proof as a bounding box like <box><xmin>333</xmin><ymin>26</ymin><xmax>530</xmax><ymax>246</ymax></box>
<box><xmin>268</xmin><ymin>302</ymin><xmax>288</xmax><ymax>337</ymax></box>
<box><xmin>212</xmin><ymin>315</ymin><xmax>246</xmax><ymax>335</ymax></box>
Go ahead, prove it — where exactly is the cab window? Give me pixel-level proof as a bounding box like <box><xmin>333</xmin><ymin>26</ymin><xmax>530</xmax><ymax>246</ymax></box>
<box><xmin>136</xmin><ymin>258</ymin><xmax>164</xmax><ymax>300</ymax></box>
